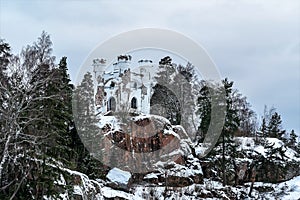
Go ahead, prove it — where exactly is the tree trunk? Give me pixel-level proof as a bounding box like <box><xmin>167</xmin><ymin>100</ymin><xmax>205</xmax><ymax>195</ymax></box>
<box><xmin>248</xmin><ymin>168</ymin><xmax>256</xmax><ymax>197</ymax></box>
<box><xmin>222</xmin><ymin>133</ymin><xmax>226</xmax><ymax>186</ymax></box>
<box><xmin>0</xmin><ymin>134</ymin><xmax>11</xmax><ymax>184</ymax></box>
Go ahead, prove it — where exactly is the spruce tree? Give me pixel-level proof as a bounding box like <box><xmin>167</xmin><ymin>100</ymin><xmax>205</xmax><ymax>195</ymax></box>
<box><xmin>44</xmin><ymin>57</ymin><xmax>76</xmax><ymax>164</ymax></box>
<box><xmin>0</xmin><ymin>33</ymin><xmax>58</xmax><ymax>199</ymax></box>
<box><xmin>267</xmin><ymin>112</ymin><xmax>285</xmax><ymax>139</ymax></box>
<box><xmin>263</xmin><ymin>141</ymin><xmax>287</xmax><ymax>182</ymax></box>
<box><xmin>261</xmin><ymin>118</ymin><xmax>267</xmax><ymax>137</ymax></box>
<box><xmin>19</xmin><ymin>32</ymin><xmax>66</xmax><ymax>199</ymax></box>
<box><xmin>296</xmin><ymin>141</ymin><xmax>300</xmax><ymax>154</ymax></box>
<box><xmin>0</xmin><ymin>39</ymin><xmax>11</xmax><ymax>84</ymax></box>
<box><xmin>0</xmin><ymin>39</ymin><xmax>11</xmax><ymax>134</ymax></box>
<box><xmin>288</xmin><ymin>130</ymin><xmax>297</xmax><ymax>149</ymax></box>
<box><xmin>0</xmin><ymin>39</ymin><xmax>12</xmax><ymax>198</ymax></box>
<box><xmin>197</xmin><ymin>82</ymin><xmax>212</xmax><ymax>141</ymax></box>
<box><xmin>73</xmin><ymin>72</ymin><xmax>103</xmax><ymax>178</ymax></box>
<box><xmin>199</xmin><ymin>79</ymin><xmax>239</xmax><ymax>186</ymax></box>
<box><xmin>151</xmin><ymin>56</ymin><xmax>180</xmax><ymax>124</ymax></box>
<box><xmin>220</xmin><ymin>78</ymin><xmax>240</xmax><ymax>186</ymax></box>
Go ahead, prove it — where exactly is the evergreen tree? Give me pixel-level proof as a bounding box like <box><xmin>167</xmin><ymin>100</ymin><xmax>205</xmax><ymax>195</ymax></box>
<box><xmin>197</xmin><ymin>82</ymin><xmax>212</xmax><ymax>141</ymax></box>
<box><xmin>267</xmin><ymin>112</ymin><xmax>285</xmax><ymax>139</ymax></box>
<box><xmin>73</xmin><ymin>72</ymin><xmax>103</xmax><ymax>179</ymax></box>
<box><xmin>44</xmin><ymin>57</ymin><xmax>75</xmax><ymax>162</ymax></box>
<box><xmin>0</xmin><ymin>39</ymin><xmax>12</xmax><ymax>197</ymax></box>
<box><xmin>73</xmin><ymin>72</ymin><xmax>98</xmax><ymax>146</ymax></box>
<box><xmin>151</xmin><ymin>56</ymin><xmax>180</xmax><ymax>124</ymax></box>
<box><xmin>16</xmin><ymin>32</ymin><xmax>67</xmax><ymax>199</ymax></box>
<box><xmin>200</xmin><ymin>79</ymin><xmax>240</xmax><ymax>186</ymax></box>
<box><xmin>0</xmin><ymin>39</ymin><xmax>11</xmax><ymax>134</ymax></box>
<box><xmin>0</xmin><ymin>32</ymin><xmax>77</xmax><ymax>199</ymax></box>
<box><xmin>220</xmin><ymin>78</ymin><xmax>240</xmax><ymax>186</ymax></box>
<box><xmin>0</xmin><ymin>39</ymin><xmax>11</xmax><ymax>83</ymax></box>
<box><xmin>263</xmin><ymin>141</ymin><xmax>287</xmax><ymax>182</ymax></box>
<box><xmin>0</xmin><ymin>33</ymin><xmax>56</xmax><ymax>198</ymax></box>
<box><xmin>296</xmin><ymin>141</ymin><xmax>300</xmax><ymax>154</ymax></box>
<box><xmin>261</xmin><ymin>118</ymin><xmax>267</xmax><ymax>138</ymax></box>
<box><xmin>288</xmin><ymin>129</ymin><xmax>297</xmax><ymax>149</ymax></box>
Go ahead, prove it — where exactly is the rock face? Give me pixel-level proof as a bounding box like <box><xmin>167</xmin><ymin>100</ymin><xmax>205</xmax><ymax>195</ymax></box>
<box><xmin>97</xmin><ymin>114</ymin><xmax>203</xmax><ymax>188</ymax></box>
<box><xmin>200</xmin><ymin>137</ymin><xmax>300</xmax><ymax>185</ymax></box>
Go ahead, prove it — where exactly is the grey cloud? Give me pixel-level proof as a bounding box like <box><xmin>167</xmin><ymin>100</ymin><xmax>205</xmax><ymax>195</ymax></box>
<box><xmin>0</xmin><ymin>0</ymin><xmax>299</xmax><ymax>133</ymax></box>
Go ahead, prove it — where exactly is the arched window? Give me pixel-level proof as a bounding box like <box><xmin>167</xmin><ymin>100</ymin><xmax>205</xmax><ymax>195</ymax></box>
<box><xmin>131</xmin><ymin>97</ymin><xmax>137</xmax><ymax>109</ymax></box>
<box><xmin>107</xmin><ymin>97</ymin><xmax>116</xmax><ymax>111</ymax></box>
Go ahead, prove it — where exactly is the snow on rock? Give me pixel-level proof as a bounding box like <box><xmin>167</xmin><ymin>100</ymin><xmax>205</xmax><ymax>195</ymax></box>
<box><xmin>53</xmin><ymin>167</ymin><xmax>104</xmax><ymax>200</ymax></box>
<box><xmin>249</xmin><ymin>175</ymin><xmax>300</xmax><ymax>199</ymax></box>
<box><xmin>194</xmin><ymin>143</ymin><xmax>212</xmax><ymax>157</ymax></box>
<box><xmin>73</xmin><ymin>185</ymin><xmax>83</xmax><ymax>196</ymax></box>
<box><xmin>167</xmin><ymin>162</ymin><xmax>203</xmax><ymax>178</ymax></box>
<box><xmin>267</xmin><ymin>137</ymin><xmax>284</xmax><ymax>148</ymax></box>
<box><xmin>235</xmin><ymin>137</ymin><xmax>300</xmax><ymax>161</ymax></box>
<box><xmin>98</xmin><ymin>115</ymin><xmax>120</xmax><ymax>130</ymax></box>
<box><xmin>101</xmin><ymin>186</ymin><xmax>133</xmax><ymax>199</ymax></box>
<box><xmin>107</xmin><ymin>167</ymin><xmax>131</xmax><ymax>185</ymax></box>
<box><xmin>144</xmin><ymin>173</ymin><xmax>159</xmax><ymax>179</ymax></box>
<box><xmin>236</xmin><ymin>136</ymin><xmax>255</xmax><ymax>150</ymax></box>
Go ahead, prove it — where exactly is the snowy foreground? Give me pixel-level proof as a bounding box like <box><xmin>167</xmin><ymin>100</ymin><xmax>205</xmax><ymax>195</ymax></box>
<box><xmin>101</xmin><ymin>174</ymin><xmax>300</xmax><ymax>200</ymax></box>
<box><xmin>44</xmin><ymin>135</ymin><xmax>300</xmax><ymax>200</ymax></box>
<box><xmin>47</xmin><ymin>166</ymin><xmax>300</xmax><ymax>200</ymax></box>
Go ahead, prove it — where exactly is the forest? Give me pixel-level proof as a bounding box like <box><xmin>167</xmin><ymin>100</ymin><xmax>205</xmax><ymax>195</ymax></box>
<box><xmin>1</xmin><ymin>32</ymin><xmax>300</xmax><ymax>199</ymax></box>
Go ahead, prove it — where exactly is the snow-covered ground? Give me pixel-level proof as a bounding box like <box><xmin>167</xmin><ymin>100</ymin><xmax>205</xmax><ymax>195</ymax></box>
<box><xmin>244</xmin><ymin>175</ymin><xmax>300</xmax><ymax>200</ymax></box>
<box><xmin>54</xmin><ymin>165</ymin><xmax>300</xmax><ymax>200</ymax></box>
<box><xmin>41</xmin><ymin>135</ymin><xmax>300</xmax><ymax>200</ymax></box>
<box><xmin>99</xmin><ymin>175</ymin><xmax>300</xmax><ymax>199</ymax></box>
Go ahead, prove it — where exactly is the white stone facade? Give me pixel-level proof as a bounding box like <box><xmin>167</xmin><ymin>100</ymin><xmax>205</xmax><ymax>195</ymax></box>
<box><xmin>93</xmin><ymin>55</ymin><xmax>156</xmax><ymax>115</ymax></box>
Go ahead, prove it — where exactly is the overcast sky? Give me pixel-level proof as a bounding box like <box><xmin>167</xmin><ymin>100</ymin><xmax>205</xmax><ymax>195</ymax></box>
<box><xmin>0</xmin><ymin>0</ymin><xmax>299</xmax><ymax>134</ymax></box>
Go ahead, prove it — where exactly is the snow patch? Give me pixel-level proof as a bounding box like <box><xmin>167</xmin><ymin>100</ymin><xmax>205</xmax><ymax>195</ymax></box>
<box><xmin>101</xmin><ymin>186</ymin><xmax>133</xmax><ymax>199</ymax></box>
<box><xmin>107</xmin><ymin>167</ymin><xmax>131</xmax><ymax>185</ymax></box>
<box><xmin>144</xmin><ymin>173</ymin><xmax>158</xmax><ymax>179</ymax></box>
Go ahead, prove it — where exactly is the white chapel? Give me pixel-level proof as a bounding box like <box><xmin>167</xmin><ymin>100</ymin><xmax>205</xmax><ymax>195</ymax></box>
<box><xmin>93</xmin><ymin>55</ymin><xmax>157</xmax><ymax>115</ymax></box>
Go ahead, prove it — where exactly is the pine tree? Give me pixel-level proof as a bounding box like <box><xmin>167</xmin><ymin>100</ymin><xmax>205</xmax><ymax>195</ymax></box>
<box><xmin>73</xmin><ymin>72</ymin><xmax>104</xmax><ymax>178</ymax></box>
<box><xmin>197</xmin><ymin>82</ymin><xmax>212</xmax><ymax>141</ymax></box>
<box><xmin>73</xmin><ymin>72</ymin><xmax>98</xmax><ymax>147</ymax></box>
<box><xmin>0</xmin><ymin>32</ymin><xmax>78</xmax><ymax>199</ymax></box>
<box><xmin>151</xmin><ymin>56</ymin><xmax>180</xmax><ymax>124</ymax></box>
<box><xmin>200</xmin><ymin>79</ymin><xmax>240</xmax><ymax>186</ymax></box>
<box><xmin>220</xmin><ymin>78</ymin><xmax>240</xmax><ymax>186</ymax></box>
<box><xmin>267</xmin><ymin>112</ymin><xmax>285</xmax><ymax>139</ymax></box>
<box><xmin>288</xmin><ymin>129</ymin><xmax>297</xmax><ymax>149</ymax></box>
